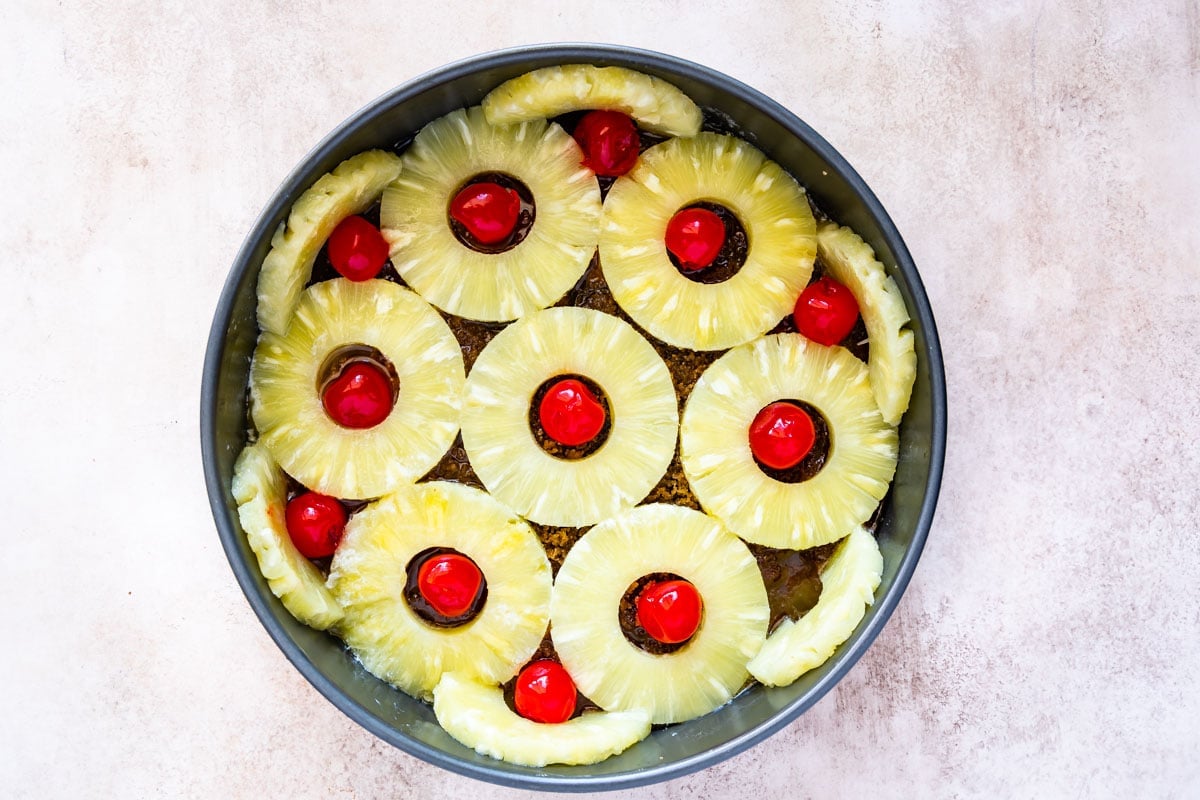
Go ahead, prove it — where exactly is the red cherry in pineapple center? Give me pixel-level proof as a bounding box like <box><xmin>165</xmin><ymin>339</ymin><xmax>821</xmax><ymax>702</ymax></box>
<box><xmin>794</xmin><ymin>276</ymin><xmax>860</xmax><ymax>346</ymax></box>
<box><xmin>322</xmin><ymin>361</ymin><xmax>394</xmax><ymax>429</ymax></box>
<box><xmin>513</xmin><ymin>660</ymin><xmax>577</xmax><ymax>724</ymax></box>
<box><xmin>538</xmin><ymin>378</ymin><xmax>606</xmax><ymax>447</ymax></box>
<box><xmin>749</xmin><ymin>401</ymin><xmax>816</xmax><ymax>471</ymax></box>
<box><xmin>573</xmin><ymin>110</ymin><xmax>640</xmax><ymax>177</ymax></box>
<box><xmin>449</xmin><ymin>181</ymin><xmax>521</xmax><ymax>245</ymax></box>
<box><xmin>665</xmin><ymin>207</ymin><xmax>726</xmax><ymax>271</ymax></box>
<box><xmin>284</xmin><ymin>491</ymin><xmax>347</xmax><ymax>559</ymax></box>
<box><xmin>417</xmin><ymin>552</ymin><xmax>484</xmax><ymax>619</ymax></box>
<box><xmin>636</xmin><ymin>579</ymin><xmax>704</xmax><ymax>644</ymax></box>
<box><xmin>327</xmin><ymin>215</ymin><xmax>388</xmax><ymax>281</ymax></box>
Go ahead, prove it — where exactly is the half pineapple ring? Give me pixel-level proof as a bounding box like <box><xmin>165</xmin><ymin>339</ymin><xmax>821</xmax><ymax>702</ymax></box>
<box><xmin>552</xmin><ymin>505</ymin><xmax>769</xmax><ymax>725</ymax></box>
<box><xmin>599</xmin><ymin>133</ymin><xmax>816</xmax><ymax>350</ymax></box>
<box><xmin>251</xmin><ymin>279</ymin><xmax>464</xmax><ymax>500</ymax></box>
<box><xmin>681</xmin><ymin>334</ymin><xmax>898</xmax><ymax>549</ymax></box>
<box><xmin>328</xmin><ymin>482</ymin><xmax>552</xmax><ymax>700</ymax></box>
<box><xmin>231</xmin><ymin>442</ymin><xmax>343</xmax><ymax>630</ymax></box>
<box><xmin>817</xmin><ymin>222</ymin><xmax>917</xmax><ymax>426</ymax></box>
<box><xmin>461</xmin><ymin>307</ymin><xmax>677</xmax><ymax>527</ymax></box>
<box><xmin>481</xmin><ymin>64</ymin><xmax>703</xmax><ymax>137</ymax></box>
<box><xmin>257</xmin><ymin>149</ymin><xmax>402</xmax><ymax>336</ymax></box>
<box><xmin>748</xmin><ymin>527</ymin><xmax>883</xmax><ymax>686</ymax></box>
<box><xmin>380</xmin><ymin>106</ymin><xmax>601</xmax><ymax>322</ymax></box>
<box><xmin>433</xmin><ymin>672</ymin><xmax>652</xmax><ymax>767</ymax></box>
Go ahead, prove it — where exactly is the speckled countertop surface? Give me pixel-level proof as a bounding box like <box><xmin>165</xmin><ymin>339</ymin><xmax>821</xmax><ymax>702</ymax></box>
<box><xmin>3</xmin><ymin>1</ymin><xmax>1198</xmax><ymax>797</ymax></box>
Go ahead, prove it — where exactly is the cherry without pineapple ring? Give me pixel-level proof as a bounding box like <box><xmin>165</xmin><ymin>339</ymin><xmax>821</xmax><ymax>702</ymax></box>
<box><xmin>513</xmin><ymin>659</ymin><xmax>578</xmax><ymax>724</ymax></box>
<box><xmin>327</xmin><ymin>215</ymin><xmax>389</xmax><ymax>281</ymax></box>
<box><xmin>572</xmin><ymin>110</ymin><xmax>640</xmax><ymax>177</ymax></box>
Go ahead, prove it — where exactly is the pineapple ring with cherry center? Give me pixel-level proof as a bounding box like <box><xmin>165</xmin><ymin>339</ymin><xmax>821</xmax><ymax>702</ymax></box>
<box><xmin>681</xmin><ymin>334</ymin><xmax>898</xmax><ymax>549</ymax></box>
<box><xmin>250</xmin><ymin>279</ymin><xmax>465</xmax><ymax>500</ymax></box>
<box><xmin>460</xmin><ymin>307</ymin><xmax>678</xmax><ymax>527</ymax></box>
<box><xmin>327</xmin><ymin>482</ymin><xmax>553</xmax><ymax>701</ymax></box>
<box><xmin>380</xmin><ymin>106</ymin><xmax>602</xmax><ymax>322</ymax></box>
<box><xmin>551</xmin><ymin>504</ymin><xmax>770</xmax><ymax>725</ymax></box>
<box><xmin>599</xmin><ymin>132</ymin><xmax>816</xmax><ymax>351</ymax></box>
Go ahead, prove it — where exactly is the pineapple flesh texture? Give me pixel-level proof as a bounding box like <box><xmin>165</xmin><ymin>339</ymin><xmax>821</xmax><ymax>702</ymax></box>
<box><xmin>231</xmin><ymin>442</ymin><xmax>343</xmax><ymax>630</ymax></box>
<box><xmin>251</xmin><ymin>279</ymin><xmax>464</xmax><ymax>500</ymax></box>
<box><xmin>481</xmin><ymin>64</ymin><xmax>703</xmax><ymax>137</ymax></box>
<box><xmin>380</xmin><ymin>107</ymin><xmax>601</xmax><ymax>322</ymax></box>
<box><xmin>681</xmin><ymin>334</ymin><xmax>897</xmax><ymax>549</ymax></box>
<box><xmin>817</xmin><ymin>222</ymin><xmax>917</xmax><ymax>426</ymax></box>
<box><xmin>552</xmin><ymin>505</ymin><xmax>769</xmax><ymax>725</ymax></box>
<box><xmin>257</xmin><ymin>150</ymin><xmax>402</xmax><ymax>336</ymax></box>
<box><xmin>432</xmin><ymin>672</ymin><xmax>652</xmax><ymax>767</ymax></box>
<box><xmin>460</xmin><ymin>307</ymin><xmax>678</xmax><ymax>527</ymax></box>
<box><xmin>747</xmin><ymin>527</ymin><xmax>883</xmax><ymax>686</ymax></box>
<box><xmin>327</xmin><ymin>482</ymin><xmax>552</xmax><ymax>701</ymax></box>
<box><xmin>599</xmin><ymin>133</ymin><xmax>816</xmax><ymax>350</ymax></box>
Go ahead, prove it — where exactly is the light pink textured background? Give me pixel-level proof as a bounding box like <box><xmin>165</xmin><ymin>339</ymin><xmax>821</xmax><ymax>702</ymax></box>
<box><xmin>2</xmin><ymin>1</ymin><xmax>1197</xmax><ymax>797</ymax></box>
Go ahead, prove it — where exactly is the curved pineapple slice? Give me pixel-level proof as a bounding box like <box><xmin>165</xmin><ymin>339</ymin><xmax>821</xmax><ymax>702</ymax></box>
<box><xmin>599</xmin><ymin>133</ymin><xmax>816</xmax><ymax>350</ymax></box>
<box><xmin>681</xmin><ymin>334</ymin><xmax>897</xmax><ymax>549</ymax></box>
<box><xmin>257</xmin><ymin>150</ymin><xmax>402</xmax><ymax>336</ymax></box>
<box><xmin>461</xmin><ymin>307</ymin><xmax>677</xmax><ymax>527</ymax></box>
<box><xmin>748</xmin><ymin>527</ymin><xmax>883</xmax><ymax>686</ymax></box>
<box><xmin>380</xmin><ymin>107</ymin><xmax>601</xmax><ymax>322</ymax></box>
<box><xmin>481</xmin><ymin>63</ymin><xmax>702</xmax><ymax>137</ymax></box>
<box><xmin>817</xmin><ymin>222</ymin><xmax>917</xmax><ymax>425</ymax></box>
<box><xmin>432</xmin><ymin>672</ymin><xmax>652</xmax><ymax>767</ymax></box>
<box><xmin>552</xmin><ymin>505</ymin><xmax>769</xmax><ymax>725</ymax></box>
<box><xmin>251</xmin><ymin>279</ymin><xmax>464</xmax><ymax>500</ymax></box>
<box><xmin>328</xmin><ymin>482</ymin><xmax>552</xmax><ymax>700</ymax></box>
<box><xmin>231</xmin><ymin>442</ymin><xmax>342</xmax><ymax>630</ymax></box>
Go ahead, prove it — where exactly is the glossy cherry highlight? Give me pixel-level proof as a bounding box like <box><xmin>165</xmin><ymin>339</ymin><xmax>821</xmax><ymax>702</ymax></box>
<box><xmin>513</xmin><ymin>660</ymin><xmax>578</xmax><ymax>724</ymax></box>
<box><xmin>416</xmin><ymin>552</ymin><xmax>484</xmax><ymax>619</ymax></box>
<box><xmin>749</xmin><ymin>401</ymin><xmax>816</xmax><ymax>470</ymax></box>
<box><xmin>322</xmin><ymin>361</ymin><xmax>394</xmax><ymax>429</ymax></box>
<box><xmin>572</xmin><ymin>110</ymin><xmax>640</xmax><ymax>177</ymax></box>
<box><xmin>327</xmin><ymin>215</ymin><xmax>389</xmax><ymax>281</ymax></box>
<box><xmin>794</xmin><ymin>276</ymin><xmax>860</xmax><ymax>346</ymax></box>
<box><xmin>538</xmin><ymin>378</ymin><xmax>606</xmax><ymax>447</ymax></box>
<box><xmin>449</xmin><ymin>181</ymin><xmax>521</xmax><ymax>245</ymax></box>
<box><xmin>284</xmin><ymin>491</ymin><xmax>347</xmax><ymax>559</ymax></box>
<box><xmin>636</xmin><ymin>579</ymin><xmax>704</xmax><ymax>644</ymax></box>
<box><xmin>665</xmin><ymin>207</ymin><xmax>726</xmax><ymax>272</ymax></box>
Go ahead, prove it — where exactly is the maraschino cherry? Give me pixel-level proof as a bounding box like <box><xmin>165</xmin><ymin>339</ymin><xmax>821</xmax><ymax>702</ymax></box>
<box><xmin>513</xmin><ymin>660</ymin><xmax>578</xmax><ymax>724</ymax></box>
<box><xmin>285</xmin><ymin>491</ymin><xmax>347</xmax><ymax>559</ymax></box>
<box><xmin>636</xmin><ymin>579</ymin><xmax>704</xmax><ymax>644</ymax></box>
<box><xmin>794</xmin><ymin>276</ymin><xmax>859</xmax><ymax>346</ymax></box>
<box><xmin>417</xmin><ymin>552</ymin><xmax>484</xmax><ymax>618</ymax></box>
<box><xmin>665</xmin><ymin>207</ymin><xmax>726</xmax><ymax>272</ymax></box>
<box><xmin>749</xmin><ymin>401</ymin><xmax>816</xmax><ymax>471</ymax></box>
<box><xmin>327</xmin><ymin>215</ymin><xmax>389</xmax><ymax>281</ymax></box>
<box><xmin>322</xmin><ymin>361</ymin><xmax>393</xmax><ymax>429</ymax></box>
<box><xmin>538</xmin><ymin>378</ymin><xmax>606</xmax><ymax>447</ymax></box>
<box><xmin>573</xmin><ymin>110</ymin><xmax>640</xmax><ymax>176</ymax></box>
<box><xmin>449</xmin><ymin>181</ymin><xmax>521</xmax><ymax>244</ymax></box>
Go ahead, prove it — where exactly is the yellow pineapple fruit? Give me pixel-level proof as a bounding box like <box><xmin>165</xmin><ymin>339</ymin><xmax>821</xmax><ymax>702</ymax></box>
<box><xmin>747</xmin><ymin>527</ymin><xmax>883</xmax><ymax>686</ymax></box>
<box><xmin>230</xmin><ymin>442</ymin><xmax>342</xmax><ymax>630</ymax></box>
<box><xmin>327</xmin><ymin>482</ymin><xmax>552</xmax><ymax>701</ymax></box>
<box><xmin>257</xmin><ymin>149</ymin><xmax>402</xmax><ymax>336</ymax></box>
<box><xmin>481</xmin><ymin>63</ymin><xmax>702</xmax><ymax>137</ymax></box>
<box><xmin>681</xmin><ymin>334</ymin><xmax>897</xmax><ymax>549</ymax></box>
<box><xmin>250</xmin><ymin>279</ymin><xmax>464</xmax><ymax>500</ymax></box>
<box><xmin>599</xmin><ymin>133</ymin><xmax>816</xmax><ymax>350</ymax></box>
<box><xmin>380</xmin><ymin>107</ymin><xmax>601</xmax><ymax>322</ymax></box>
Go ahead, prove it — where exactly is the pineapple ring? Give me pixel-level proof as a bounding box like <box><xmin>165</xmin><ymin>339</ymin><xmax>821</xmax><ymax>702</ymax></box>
<box><xmin>551</xmin><ymin>505</ymin><xmax>770</xmax><ymax>725</ymax></box>
<box><xmin>681</xmin><ymin>334</ymin><xmax>898</xmax><ymax>549</ymax></box>
<box><xmin>461</xmin><ymin>307</ymin><xmax>678</xmax><ymax>527</ymax></box>
<box><xmin>817</xmin><ymin>222</ymin><xmax>917</xmax><ymax>426</ymax></box>
<box><xmin>231</xmin><ymin>442</ymin><xmax>343</xmax><ymax>630</ymax></box>
<box><xmin>250</xmin><ymin>279</ymin><xmax>464</xmax><ymax>500</ymax></box>
<box><xmin>432</xmin><ymin>672</ymin><xmax>652</xmax><ymax>767</ymax></box>
<box><xmin>328</xmin><ymin>482</ymin><xmax>553</xmax><ymax>701</ymax></box>
<box><xmin>480</xmin><ymin>64</ymin><xmax>703</xmax><ymax>137</ymax></box>
<box><xmin>599</xmin><ymin>133</ymin><xmax>816</xmax><ymax>350</ymax></box>
<box><xmin>748</xmin><ymin>527</ymin><xmax>883</xmax><ymax>686</ymax></box>
<box><xmin>380</xmin><ymin>106</ymin><xmax>602</xmax><ymax>322</ymax></box>
<box><xmin>256</xmin><ymin>149</ymin><xmax>402</xmax><ymax>336</ymax></box>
